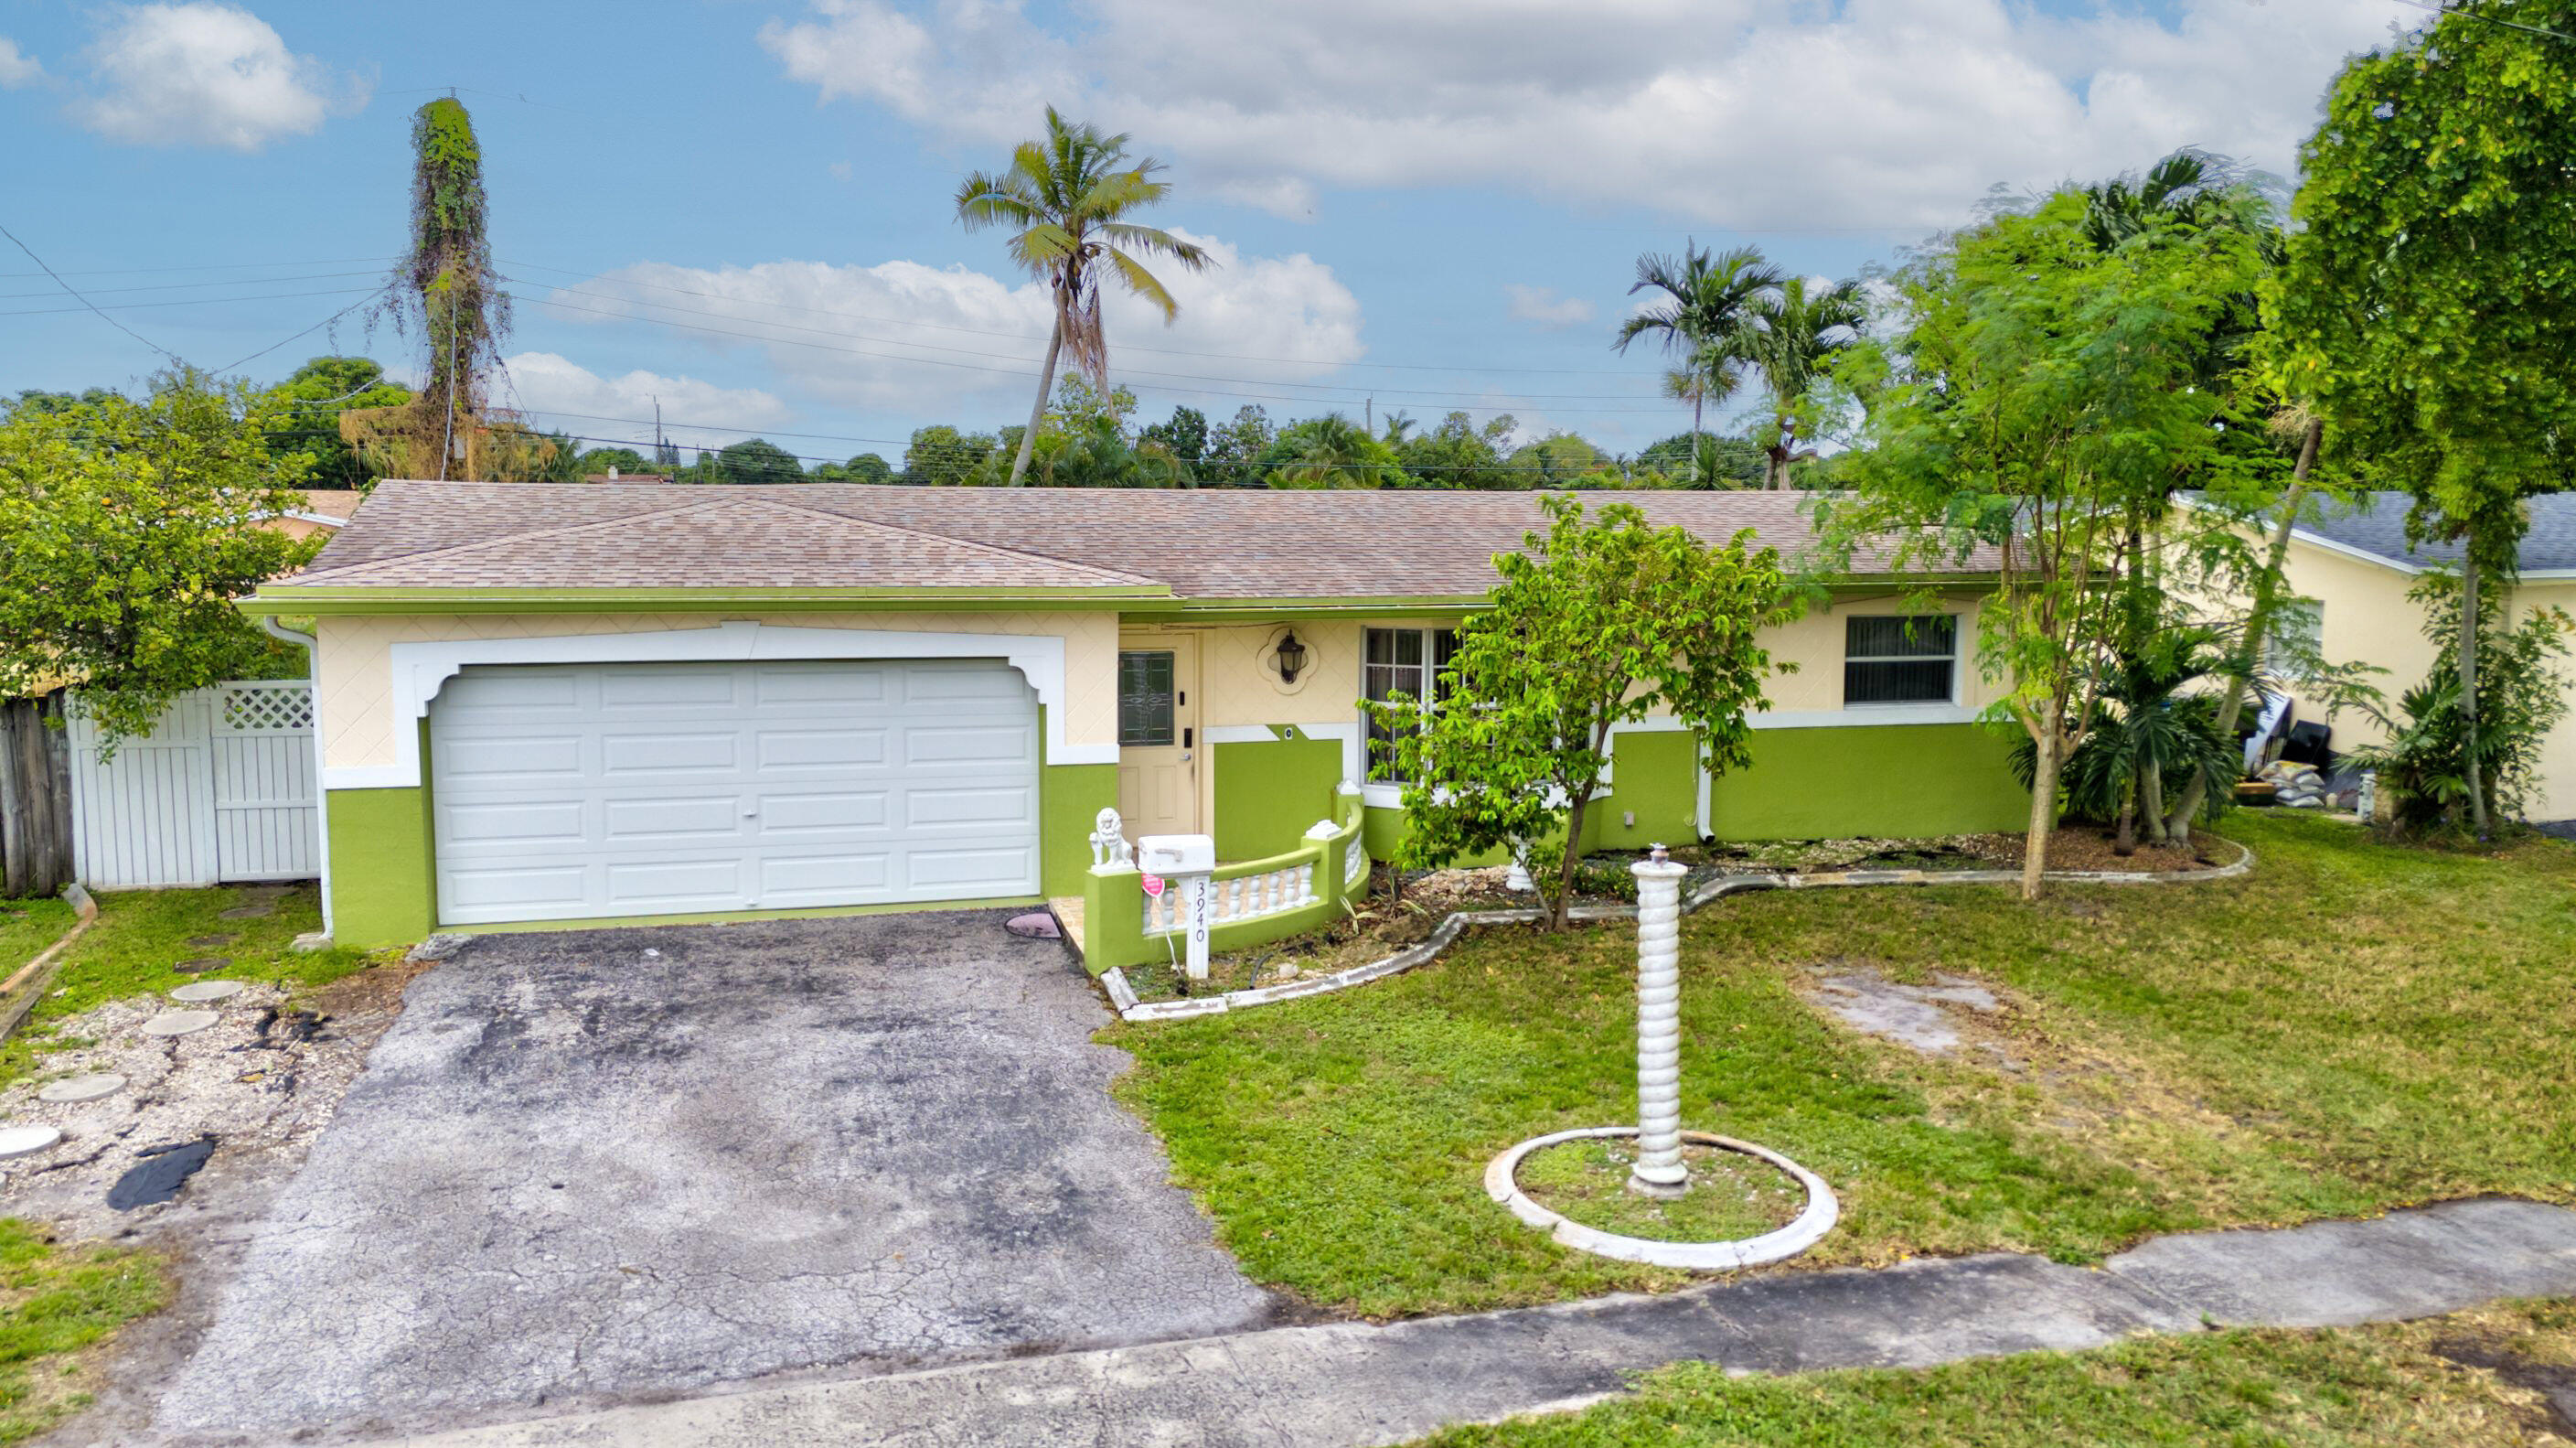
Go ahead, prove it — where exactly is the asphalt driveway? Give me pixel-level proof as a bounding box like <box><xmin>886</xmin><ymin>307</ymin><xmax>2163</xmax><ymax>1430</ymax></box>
<box><xmin>147</xmin><ymin>911</ymin><xmax>1279</xmax><ymax>1441</ymax></box>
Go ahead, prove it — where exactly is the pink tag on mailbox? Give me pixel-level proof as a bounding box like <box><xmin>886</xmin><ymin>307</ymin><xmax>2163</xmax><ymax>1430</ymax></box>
<box><xmin>1141</xmin><ymin>874</ymin><xmax>1166</xmax><ymax>898</ymax></box>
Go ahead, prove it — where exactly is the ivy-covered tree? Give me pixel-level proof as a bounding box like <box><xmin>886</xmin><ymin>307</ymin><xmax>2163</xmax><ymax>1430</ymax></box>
<box><xmin>2272</xmin><ymin>2</ymin><xmax>2576</xmax><ymax>838</ymax></box>
<box><xmin>0</xmin><ymin>371</ymin><xmax>319</xmax><ymax>747</ymax></box>
<box><xmin>262</xmin><ymin>357</ymin><xmax>412</xmax><ymax>488</ymax></box>
<box><xmin>1369</xmin><ymin>495</ymin><xmax>1792</xmax><ymax>928</ymax></box>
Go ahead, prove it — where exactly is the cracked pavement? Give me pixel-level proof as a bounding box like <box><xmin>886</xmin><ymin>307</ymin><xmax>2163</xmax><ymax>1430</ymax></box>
<box><xmin>140</xmin><ymin>911</ymin><xmax>1281</xmax><ymax>1443</ymax></box>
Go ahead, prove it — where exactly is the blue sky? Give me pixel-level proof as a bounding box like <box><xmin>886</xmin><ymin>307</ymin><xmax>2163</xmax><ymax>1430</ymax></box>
<box><xmin>0</xmin><ymin>0</ymin><xmax>2420</xmax><ymax>464</ymax></box>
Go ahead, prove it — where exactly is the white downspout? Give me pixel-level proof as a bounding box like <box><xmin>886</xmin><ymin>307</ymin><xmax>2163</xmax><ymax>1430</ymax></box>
<box><xmin>260</xmin><ymin>617</ymin><xmax>333</xmax><ymax>941</ymax></box>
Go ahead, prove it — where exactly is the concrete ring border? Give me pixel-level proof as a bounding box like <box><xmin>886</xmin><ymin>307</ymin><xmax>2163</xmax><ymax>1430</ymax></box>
<box><xmin>1111</xmin><ymin>838</ymin><xmax>2256</xmax><ymax>1023</ymax></box>
<box><xmin>1483</xmin><ymin>1126</ymin><xmax>1840</xmax><ymax>1271</ymax></box>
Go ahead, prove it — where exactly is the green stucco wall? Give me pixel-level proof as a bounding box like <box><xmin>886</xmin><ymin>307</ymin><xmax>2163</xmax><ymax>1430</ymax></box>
<box><xmin>326</xmin><ymin>786</ymin><xmax>438</xmax><ymax>949</ymax></box>
<box><xmin>1594</xmin><ymin>730</ymin><xmax>1702</xmax><ymax>851</ymax></box>
<box><xmin>1213</xmin><ymin>734</ymin><xmax>1343</xmax><ymax>860</ymax></box>
<box><xmin>1040</xmin><ymin>761</ymin><xmax>1117</xmax><ymax>898</ymax></box>
<box><xmin>1706</xmin><ymin>723</ymin><xmax>2028</xmax><ymax>841</ymax></box>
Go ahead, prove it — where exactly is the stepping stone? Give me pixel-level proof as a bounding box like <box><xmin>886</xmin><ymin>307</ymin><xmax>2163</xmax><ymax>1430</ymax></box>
<box><xmin>37</xmin><ymin>1074</ymin><xmax>125</xmax><ymax>1104</ymax></box>
<box><xmin>0</xmin><ymin>1125</ymin><xmax>61</xmax><ymax>1159</ymax></box>
<box><xmin>217</xmin><ymin>905</ymin><xmax>273</xmax><ymax>920</ymax></box>
<box><xmin>172</xmin><ymin>958</ymin><xmax>230</xmax><ymax>974</ymax></box>
<box><xmin>140</xmin><ymin>1010</ymin><xmax>219</xmax><ymax>1038</ymax></box>
<box><xmin>185</xmin><ymin>934</ymin><xmax>238</xmax><ymax>949</ymax></box>
<box><xmin>170</xmin><ymin>981</ymin><xmax>243</xmax><ymax>1004</ymax></box>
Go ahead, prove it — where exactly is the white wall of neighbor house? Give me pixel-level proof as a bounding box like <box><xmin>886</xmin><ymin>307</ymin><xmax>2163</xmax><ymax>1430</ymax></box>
<box><xmin>2268</xmin><ymin>537</ymin><xmax>2576</xmax><ymax>821</ymax></box>
<box><xmin>311</xmin><ymin>611</ymin><xmax>1123</xmax><ymax>774</ymax></box>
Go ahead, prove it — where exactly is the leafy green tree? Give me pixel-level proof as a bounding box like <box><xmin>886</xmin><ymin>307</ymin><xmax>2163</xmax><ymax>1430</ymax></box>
<box><xmin>1638</xmin><ymin>431</ymin><xmax>1763</xmax><ymax>488</ymax></box>
<box><xmin>901</xmin><ymin>425</ymin><xmax>998</xmax><ymax>486</ymax></box>
<box><xmin>1264</xmin><ymin>414</ymin><xmax>1405</xmax><ymax>488</ymax></box>
<box><xmin>2</xmin><ymin>388</ymin><xmax>121</xmax><ymax>420</ymax></box>
<box><xmin>1507</xmin><ymin>431</ymin><xmax>1607</xmax><ymax>485</ymax></box>
<box><xmin>815</xmin><ymin>452</ymin><xmax>893</xmax><ymax>483</ymax></box>
<box><xmin>2008</xmin><ymin>626</ymin><xmax>2243</xmax><ymax>855</ymax></box>
<box><xmin>258</xmin><ymin>357</ymin><xmax>413</xmax><ymax>488</ymax></box>
<box><xmin>709</xmin><ymin>437</ymin><xmax>805</xmax><ymax>485</ymax></box>
<box><xmin>2272</xmin><ymin>2</ymin><xmax>2576</xmax><ymax>839</ymax></box>
<box><xmin>1816</xmin><ymin>189</ymin><xmax>2266</xmax><ymax>896</ymax></box>
<box><xmin>2347</xmin><ymin>574</ymin><xmax>2573</xmax><ymax>835</ymax></box>
<box><xmin>1369</xmin><ymin>495</ymin><xmax>1792</xmax><ymax>928</ymax></box>
<box><xmin>572</xmin><ymin>445</ymin><xmax>652</xmax><ymax>477</ymax></box>
<box><xmin>1200</xmin><ymin>404</ymin><xmax>1275</xmax><ymax>487</ymax></box>
<box><xmin>1614</xmin><ymin>241</ymin><xmax>1780</xmax><ymax>471</ymax></box>
<box><xmin>956</xmin><ymin>107</ymin><xmax>1212</xmax><ymax>487</ymax></box>
<box><xmin>0</xmin><ymin>370</ymin><xmax>319</xmax><ymax>747</ymax></box>
<box><xmin>1138</xmin><ymin>405</ymin><xmax>1207</xmax><ymax>465</ymax></box>
<box><xmin>1394</xmin><ymin>411</ymin><xmax>1518</xmax><ymax>490</ymax></box>
<box><xmin>1737</xmin><ymin>276</ymin><xmax>1867</xmax><ymax>488</ymax></box>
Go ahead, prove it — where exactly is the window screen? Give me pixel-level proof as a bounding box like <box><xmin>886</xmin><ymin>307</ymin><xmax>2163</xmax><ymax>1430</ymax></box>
<box><xmin>1117</xmin><ymin>650</ymin><xmax>1175</xmax><ymax>746</ymax></box>
<box><xmin>1843</xmin><ymin>616</ymin><xmax>1957</xmax><ymax>705</ymax></box>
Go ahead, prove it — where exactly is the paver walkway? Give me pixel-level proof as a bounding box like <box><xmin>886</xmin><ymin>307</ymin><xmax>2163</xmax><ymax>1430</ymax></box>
<box><xmin>377</xmin><ymin>1196</ymin><xmax>2576</xmax><ymax>1448</ymax></box>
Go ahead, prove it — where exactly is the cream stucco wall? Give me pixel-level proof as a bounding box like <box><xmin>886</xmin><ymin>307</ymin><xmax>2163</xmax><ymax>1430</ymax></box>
<box><xmin>2271</xmin><ymin>537</ymin><xmax>2576</xmax><ymax>821</ymax></box>
<box><xmin>314</xmin><ymin>610</ymin><xmax>1121</xmax><ymax>772</ymax></box>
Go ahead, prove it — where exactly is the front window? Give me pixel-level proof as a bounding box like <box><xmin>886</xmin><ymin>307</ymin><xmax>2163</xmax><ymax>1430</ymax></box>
<box><xmin>1363</xmin><ymin>626</ymin><xmax>1457</xmax><ymax>781</ymax></box>
<box><xmin>1844</xmin><ymin>615</ymin><xmax>1957</xmax><ymax>705</ymax></box>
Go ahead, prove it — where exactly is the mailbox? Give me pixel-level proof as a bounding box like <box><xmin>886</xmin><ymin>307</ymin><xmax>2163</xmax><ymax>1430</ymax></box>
<box><xmin>1136</xmin><ymin>835</ymin><xmax>1215</xmax><ymax>875</ymax></box>
<box><xmin>1136</xmin><ymin>833</ymin><xmax>1216</xmax><ymax>980</ymax></box>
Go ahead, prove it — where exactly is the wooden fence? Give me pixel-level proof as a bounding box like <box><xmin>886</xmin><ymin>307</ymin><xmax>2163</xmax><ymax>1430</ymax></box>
<box><xmin>0</xmin><ymin>692</ymin><xmax>75</xmax><ymax>900</ymax></box>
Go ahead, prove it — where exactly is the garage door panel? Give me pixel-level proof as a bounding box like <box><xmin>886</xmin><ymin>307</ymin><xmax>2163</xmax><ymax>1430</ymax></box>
<box><xmin>904</xmin><ymin>726</ymin><xmax>1032</xmax><ymax>767</ymax></box>
<box><xmin>756</xmin><ymin>727</ymin><xmax>887</xmax><ymax>771</ymax></box>
<box><xmin>757</xmin><ymin>852</ymin><xmax>893</xmax><ymax>899</ymax></box>
<box><xmin>758</xmin><ymin>791</ymin><xmax>888</xmax><ymax>834</ymax></box>
<box><xmin>444</xmin><ymin>863</ymin><xmax>593</xmax><ymax>913</ymax></box>
<box><xmin>439</xmin><ymin>735</ymin><xmax>585</xmax><ymax>783</ymax></box>
<box><xmin>908</xmin><ymin>845</ymin><xmax>1036</xmax><ymax>891</ymax></box>
<box><xmin>431</xmin><ymin>660</ymin><xmax>1039</xmax><ymax>926</ymax></box>
<box><xmin>603</xmin><ymin>796</ymin><xmax>746</xmax><ymax>842</ymax></box>
<box><xmin>599</xmin><ymin>670</ymin><xmax>739</xmax><ymax>709</ymax></box>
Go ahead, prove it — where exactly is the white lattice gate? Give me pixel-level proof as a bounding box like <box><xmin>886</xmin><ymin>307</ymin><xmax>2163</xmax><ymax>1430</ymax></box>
<box><xmin>67</xmin><ymin>681</ymin><xmax>319</xmax><ymax>889</ymax></box>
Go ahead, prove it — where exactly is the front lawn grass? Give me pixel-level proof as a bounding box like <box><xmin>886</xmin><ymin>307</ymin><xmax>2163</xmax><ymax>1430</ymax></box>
<box><xmin>1410</xmin><ymin>1298</ymin><xmax>2576</xmax><ymax>1447</ymax></box>
<box><xmin>1</xmin><ymin>885</ymin><xmax>373</xmax><ymax>1085</ymax></box>
<box><xmin>0</xmin><ymin>1219</ymin><xmax>167</xmax><ymax>1443</ymax></box>
<box><xmin>1105</xmin><ymin>814</ymin><xmax>2576</xmax><ymax>1318</ymax></box>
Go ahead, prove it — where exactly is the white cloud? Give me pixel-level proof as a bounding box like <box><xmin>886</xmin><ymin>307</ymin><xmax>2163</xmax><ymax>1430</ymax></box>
<box><xmin>540</xmin><ymin>230</ymin><xmax>1368</xmax><ymax>417</ymax></box>
<box><xmin>758</xmin><ymin>0</ymin><xmax>2417</xmax><ymax>228</ymax></box>
<box><xmin>498</xmin><ymin>352</ymin><xmax>795</xmax><ymax>455</ymax></box>
<box><xmin>1504</xmin><ymin>284</ymin><xmax>1597</xmax><ymax>330</ymax></box>
<box><xmin>74</xmin><ymin>4</ymin><xmax>365</xmax><ymax>151</ymax></box>
<box><xmin>0</xmin><ymin>38</ymin><xmax>41</xmax><ymax>88</ymax></box>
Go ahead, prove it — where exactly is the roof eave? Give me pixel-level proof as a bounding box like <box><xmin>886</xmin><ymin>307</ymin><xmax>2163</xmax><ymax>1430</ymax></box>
<box><xmin>242</xmin><ymin>584</ymin><xmax>1174</xmax><ymax>616</ymax></box>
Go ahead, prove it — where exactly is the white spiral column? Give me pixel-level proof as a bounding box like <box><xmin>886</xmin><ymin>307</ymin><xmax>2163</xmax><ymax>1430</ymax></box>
<box><xmin>1629</xmin><ymin>846</ymin><xmax>1690</xmax><ymax>1198</ymax></box>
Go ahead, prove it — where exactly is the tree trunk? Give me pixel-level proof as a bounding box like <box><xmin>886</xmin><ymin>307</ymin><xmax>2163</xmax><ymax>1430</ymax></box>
<box><xmin>1690</xmin><ymin>393</ymin><xmax>1704</xmax><ymax>486</ymax></box>
<box><xmin>2164</xmin><ymin>421</ymin><xmax>2320</xmax><ymax>844</ymax></box>
<box><xmin>1768</xmin><ymin>415</ymin><xmax>1791</xmax><ymax>489</ymax></box>
<box><xmin>2141</xmin><ymin>763</ymin><xmax>2168</xmax><ymax>846</ymax></box>
<box><xmin>2460</xmin><ymin>521</ymin><xmax>2490</xmax><ymax>839</ymax></box>
<box><xmin>1006</xmin><ymin>311</ymin><xmax>1064</xmax><ymax>488</ymax></box>
<box><xmin>2021</xmin><ymin>703</ymin><xmax>2061</xmax><ymax>901</ymax></box>
<box><xmin>2114</xmin><ymin>774</ymin><xmax>2137</xmax><ymax>857</ymax></box>
<box><xmin>1552</xmin><ymin>790</ymin><xmax>1592</xmax><ymax>931</ymax></box>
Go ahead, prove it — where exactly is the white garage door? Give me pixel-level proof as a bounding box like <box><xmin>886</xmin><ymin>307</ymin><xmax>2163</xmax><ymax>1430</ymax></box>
<box><xmin>427</xmin><ymin>660</ymin><xmax>1040</xmax><ymax>926</ymax></box>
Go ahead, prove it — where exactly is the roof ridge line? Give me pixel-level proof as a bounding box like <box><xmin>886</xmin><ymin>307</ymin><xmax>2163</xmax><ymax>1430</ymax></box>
<box><xmin>740</xmin><ymin>491</ymin><xmax>1163</xmax><ymax>587</ymax></box>
<box><xmin>298</xmin><ymin>495</ymin><xmax>743</xmax><ymax>583</ymax></box>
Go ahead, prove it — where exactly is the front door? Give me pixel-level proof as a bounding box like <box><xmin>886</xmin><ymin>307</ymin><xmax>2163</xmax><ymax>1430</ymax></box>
<box><xmin>1117</xmin><ymin>637</ymin><xmax>1201</xmax><ymax>840</ymax></box>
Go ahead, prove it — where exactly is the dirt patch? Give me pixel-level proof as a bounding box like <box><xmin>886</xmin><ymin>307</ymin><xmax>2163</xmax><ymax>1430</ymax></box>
<box><xmin>0</xmin><ymin>955</ymin><xmax>426</xmax><ymax>1243</ymax></box>
<box><xmin>1799</xmin><ymin>967</ymin><xmax>2012</xmax><ymax>1062</ymax></box>
<box><xmin>2428</xmin><ymin>1303</ymin><xmax>2576</xmax><ymax>1441</ymax></box>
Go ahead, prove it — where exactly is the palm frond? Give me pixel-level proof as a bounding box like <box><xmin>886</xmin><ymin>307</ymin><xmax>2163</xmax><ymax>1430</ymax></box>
<box><xmin>1099</xmin><ymin>245</ymin><xmax>1181</xmax><ymax>322</ymax></box>
<box><xmin>1098</xmin><ymin>222</ymin><xmax>1211</xmax><ymax>270</ymax></box>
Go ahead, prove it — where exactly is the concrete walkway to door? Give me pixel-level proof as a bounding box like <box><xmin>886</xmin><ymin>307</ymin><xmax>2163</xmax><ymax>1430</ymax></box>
<box><xmin>143</xmin><ymin>911</ymin><xmax>1281</xmax><ymax>1443</ymax></box>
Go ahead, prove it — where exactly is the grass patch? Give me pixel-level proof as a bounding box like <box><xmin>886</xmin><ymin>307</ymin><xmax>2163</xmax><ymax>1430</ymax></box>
<box><xmin>1409</xmin><ymin>1298</ymin><xmax>2576</xmax><ymax>1446</ymax></box>
<box><xmin>0</xmin><ymin>901</ymin><xmax>76</xmax><ymax>980</ymax></box>
<box><xmin>1</xmin><ymin>885</ymin><xmax>374</xmax><ymax>1086</ymax></box>
<box><xmin>1516</xmin><ymin>1140</ymin><xmax>1805</xmax><ymax>1244</ymax></box>
<box><xmin>0</xmin><ymin>1219</ymin><xmax>168</xmax><ymax>1444</ymax></box>
<box><xmin>1105</xmin><ymin>814</ymin><xmax>2576</xmax><ymax>1317</ymax></box>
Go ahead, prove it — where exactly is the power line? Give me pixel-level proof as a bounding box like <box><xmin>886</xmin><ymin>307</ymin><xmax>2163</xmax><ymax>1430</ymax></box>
<box><xmin>2389</xmin><ymin>0</ymin><xmax>2576</xmax><ymax>43</ymax></box>
<box><xmin>0</xmin><ymin>285</ymin><xmax>383</xmax><ymax>319</ymax></box>
<box><xmin>217</xmin><ymin>291</ymin><xmax>391</xmax><ymax>374</ymax></box>
<box><xmin>0</xmin><ymin>220</ymin><xmax>186</xmax><ymax>363</ymax></box>
<box><xmin>0</xmin><ymin>255</ymin><xmax>401</xmax><ymax>281</ymax></box>
<box><xmin>0</xmin><ymin>269</ymin><xmax>388</xmax><ymax>302</ymax></box>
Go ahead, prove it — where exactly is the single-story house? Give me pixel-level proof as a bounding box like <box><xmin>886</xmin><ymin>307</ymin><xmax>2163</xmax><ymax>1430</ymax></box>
<box><xmin>245</xmin><ymin>481</ymin><xmax>2031</xmax><ymax>954</ymax></box>
<box><xmin>268</xmin><ymin>488</ymin><xmax>364</xmax><ymax>540</ymax></box>
<box><xmin>2259</xmin><ymin>490</ymin><xmax>2576</xmax><ymax>824</ymax></box>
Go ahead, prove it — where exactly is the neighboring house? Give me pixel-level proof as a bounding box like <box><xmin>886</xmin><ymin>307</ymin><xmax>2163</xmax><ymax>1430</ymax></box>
<box><xmin>244</xmin><ymin>480</ymin><xmax>2032</xmax><ymax>949</ymax></box>
<box><xmin>266</xmin><ymin>488</ymin><xmax>364</xmax><ymax>541</ymax></box>
<box><xmin>2260</xmin><ymin>490</ymin><xmax>2576</xmax><ymax>822</ymax></box>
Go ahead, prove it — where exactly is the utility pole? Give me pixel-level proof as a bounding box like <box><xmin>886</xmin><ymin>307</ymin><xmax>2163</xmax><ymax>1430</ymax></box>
<box><xmin>1365</xmin><ymin>397</ymin><xmax>1374</xmax><ymax>436</ymax></box>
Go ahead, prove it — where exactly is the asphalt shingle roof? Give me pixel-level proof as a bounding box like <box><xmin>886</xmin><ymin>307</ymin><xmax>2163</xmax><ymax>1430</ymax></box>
<box><xmin>2302</xmin><ymin>491</ymin><xmax>2576</xmax><ymax>573</ymax></box>
<box><xmin>282</xmin><ymin>480</ymin><xmax>1995</xmax><ymax>599</ymax></box>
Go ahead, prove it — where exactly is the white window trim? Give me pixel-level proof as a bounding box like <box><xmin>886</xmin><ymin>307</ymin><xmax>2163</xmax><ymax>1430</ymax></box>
<box><xmin>1360</xmin><ymin>625</ymin><xmax>1455</xmax><ymax>799</ymax></box>
<box><xmin>324</xmin><ymin>619</ymin><xmax>1102</xmax><ymax>790</ymax></box>
<box><xmin>1841</xmin><ymin>612</ymin><xmax>1967</xmax><ymax>711</ymax></box>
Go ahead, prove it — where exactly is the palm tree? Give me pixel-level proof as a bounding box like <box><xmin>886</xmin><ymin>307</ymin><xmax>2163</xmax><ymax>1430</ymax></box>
<box><xmin>957</xmin><ymin>108</ymin><xmax>1212</xmax><ymax>487</ymax></box>
<box><xmin>1735</xmin><ymin>276</ymin><xmax>1867</xmax><ymax>488</ymax></box>
<box><xmin>1614</xmin><ymin>242</ymin><xmax>1781</xmax><ymax>478</ymax></box>
<box><xmin>1271</xmin><ymin>414</ymin><xmax>1379</xmax><ymax>488</ymax></box>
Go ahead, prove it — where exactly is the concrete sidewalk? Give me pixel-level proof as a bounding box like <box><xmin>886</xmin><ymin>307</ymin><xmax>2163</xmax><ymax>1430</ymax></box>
<box><xmin>372</xmin><ymin>1197</ymin><xmax>2576</xmax><ymax>1448</ymax></box>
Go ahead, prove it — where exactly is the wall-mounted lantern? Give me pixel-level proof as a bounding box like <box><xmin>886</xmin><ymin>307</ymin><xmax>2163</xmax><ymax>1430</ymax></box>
<box><xmin>1275</xmin><ymin>629</ymin><xmax>1309</xmax><ymax>685</ymax></box>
